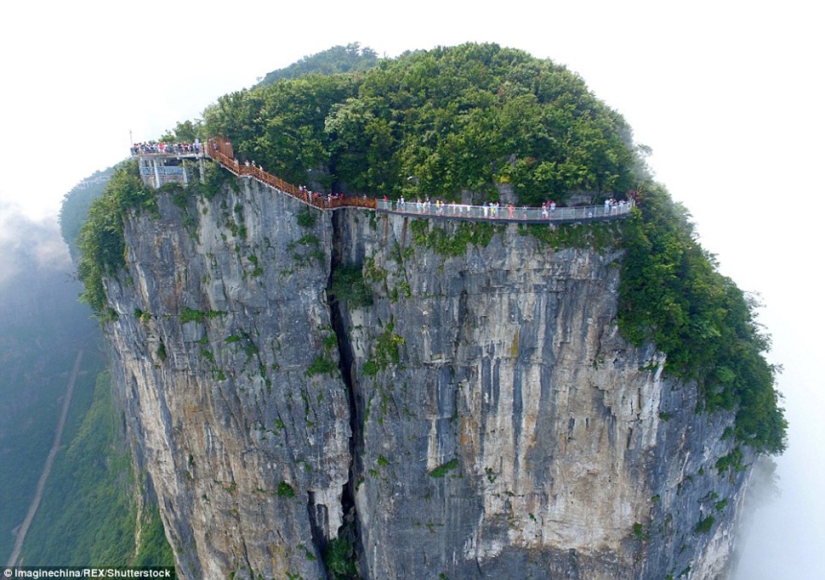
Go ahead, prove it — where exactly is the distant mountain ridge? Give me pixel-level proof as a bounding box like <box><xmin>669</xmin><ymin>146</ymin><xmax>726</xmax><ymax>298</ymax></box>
<box><xmin>255</xmin><ymin>42</ymin><xmax>379</xmax><ymax>88</ymax></box>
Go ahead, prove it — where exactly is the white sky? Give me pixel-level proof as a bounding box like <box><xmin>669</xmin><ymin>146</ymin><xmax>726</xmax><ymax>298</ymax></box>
<box><xmin>1</xmin><ymin>1</ymin><xmax>822</xmax><ymax>576</ymax></box>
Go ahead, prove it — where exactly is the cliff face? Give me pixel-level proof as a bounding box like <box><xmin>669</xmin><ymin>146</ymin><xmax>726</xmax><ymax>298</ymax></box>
<box><xmin>105</xmin><ymin>177</ymin><xmax>752</xmax><ymax>579</ymax></box>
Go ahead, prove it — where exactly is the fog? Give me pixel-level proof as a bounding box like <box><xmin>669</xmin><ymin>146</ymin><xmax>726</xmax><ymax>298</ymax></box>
<box><xmin>735</xmin><ymin>353</ymin><xmax>825</xmax><ymax>579</ymax></box>
<box><xmin>0</xmin><ymin>202</ymin><xmax>72</xmax><ymax>289</ymax></box>
<box><xmin>0</xmin><ymin>201</ymin><xmax>94</xmax><ymax>414</ymax></box>
<box><xmin>655</xmin><ymin>91</ymin><xmax>825</xmax><ymax>579</ymax></box>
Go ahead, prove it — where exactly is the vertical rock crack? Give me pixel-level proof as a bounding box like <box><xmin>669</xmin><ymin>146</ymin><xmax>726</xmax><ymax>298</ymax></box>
<box><xmin>315</xmin><ymin>209</ymin><xmax>364</xmax><ymax>579</ymax></box>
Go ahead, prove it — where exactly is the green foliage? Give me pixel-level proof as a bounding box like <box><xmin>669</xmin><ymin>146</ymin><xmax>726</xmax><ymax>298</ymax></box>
<box><xmin>288</xmin><ymin>234</ymin><xmax>321</xmax><ymax>248</ymax></box>
<box><xmin>364</xmin><ymin>324</ymin><xmax>405</xmax><ymax>376</ymax></box>
<box><xmin>429</xmin><ymin>458</ymin><xmax>459</xmax><ymax>478</ymax></box>
<box><xmin>201</xmin><ymin>160</ymin><xmax>232</xmax><ymax>200</ymax></box>
<box><xmin>159</xmin><ymin>119</ymin><xmax>205</xmax><ymax>143</ymax></box>
<box><xmin>132</xmin><ymin>501</ymin><xmax>174</xmax><ymax>567</ymax></box>
<box><xmin>204</xmin><ymin>43</ymin><xmax>638</xmax><ymax>201</ymax></box>
<box><xmin>59</xmin><ymin>166</ymin><xmax>116</xmax><ymax>260</ymax></box>
<box><xmin>632</xmin><ymin>522</ymin><xmax>644</xmax><ymax>539</ymax></box>
<box><xmin>76</xmin><ymin>161</ymin><xmax>156</xmax><ymax>317</ymax></box>
<box><xmin>163</xmin><ymin>182</ymin><xmax>189</xmax><ymax>208</ymax></box>
<box><xmin>305</xmin><ymin>356</ymin><xmax>338</xmax><ymax>377</ymax></box>
<box><xmin>285</xmin><ymin>233</ymin><xmax>323</xmax><ymax>268</ymax></box>
<box><xmin>410</xmin><ymin>219</ymin><xmax>498</xmax><ymax>257</ymax></box>
<box><xmin>519</xmin><ymin>221</ymin><xmax>621</xmax><ymax>252</ymax></box>
<box><xmin>362</xmin><ymin>360</ymin><xmax>380</xmax><ymax>376</ymax></box>
<box><xmin>715</xmin><ymin>447</ymin><xmax>744</xmax><ymax>475</ymax></box>
<box><xmin>276</xmin><ymin>481</ymin><xmax>295</xmax><ymax>498</ymax></box>
<box><xmin>296</xmin><ymin>209</ymin><xmax>317</xmax><ymax>228</ymax></box>
<box><xmin>632</xmin><ymin>522</ymin><xmax>650</xmax><ymax>542</ymax></box>
<box><xmin>322</xmin><ymin>333</ymin><xmax>339</xmax><ymax>351</ymax></box>
<box><xmin>247</xmin><ymin>253</ymin><xmax>264</xmax><ymax>278</ymax></box>
<box><xmin>485</xmin><ymin>467</ymin><xmax>497</xmax><ymax>484</ymax></box>
<box><xmin>618</xmin><ymin>183</ymin><xmax>786</xmax><ymax>454</ymax></box>
<box><xmin>257</xmin><ymin>43</ymin><xmax>379</xmax><ymax>87</ymax></box>
<box><xmin>205</xmin><ymin>73</ymin><xmax>358</xmax><ymax>188</ymax></box>
<box><xmin>179</xmin><ymin>307</ymin><xmax>225</xmax><ymax>324</ymax></box>
<box><xmin>323</xmin><ymin>535</ymin><xmax>358</xmax><ymax>580</ymax></box>
<box><xmin>327</xmin><ymin>43</ymin><xmax>638</xmax><ymax>200</ymax></box>
<box><xmin>329</xmin><ymin>263</ymin><xmax>373</xmax><ymax>307</ymax></box>
<box><xmin>362</xmin><ymin>257</ymin><xmax>387</xmax><ymax>283</ymax></box>
<box><xmin>694</xmin><ymin>515</ymin><xmax>715</xmax><ymax>534</ymax></box>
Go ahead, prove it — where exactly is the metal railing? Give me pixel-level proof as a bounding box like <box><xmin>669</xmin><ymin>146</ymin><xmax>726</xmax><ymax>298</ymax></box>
<box><xmin>204</xmin><ymin>137</ymin><xmax>634</xmax><ymax>222</ymax></box>
<box><xmin>376</xmin><ymin>199</ymin><xmax>634</xmax><ymax>223</ymax></box>
<box><xmin>131</xmin><ymin>145</ymin><xmax>204</xmax><ymax>158</ymax></box>
<box><xmin>140</xmin><ymin>165</ymin><xmax>185</xmax><ymax>176</ymax></box>
<box><xmin>206</xmin><ymin>138</ymin><xmax>377</xmax><ymax>210</ymax></box>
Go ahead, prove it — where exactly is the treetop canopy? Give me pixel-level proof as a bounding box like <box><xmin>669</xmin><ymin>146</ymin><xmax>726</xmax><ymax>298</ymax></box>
<box><xmin>203</xmin><ymin>42</ymin><xmax>644</xmax><ymax>204</ymax></box>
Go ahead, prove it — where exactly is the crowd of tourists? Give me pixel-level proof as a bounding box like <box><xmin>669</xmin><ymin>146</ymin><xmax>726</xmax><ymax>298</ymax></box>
<box><xmin>131</xmin><ymin>140</ymin><xmax>204</xmax><ymax>156</ymax></box>
<box><xmin>603</xmin><ymin>198</ymin><xmax>630</xmax><ymax>214</ymax></box>
<box><xmin>385</xmin><ymin>196</ymin><xmax>630</xmax><ymax>220</ymax></box>
<box><xmin>299</xmin><ymin>185</ymin><xmax>368</xmax><ymax>207</ymax></box>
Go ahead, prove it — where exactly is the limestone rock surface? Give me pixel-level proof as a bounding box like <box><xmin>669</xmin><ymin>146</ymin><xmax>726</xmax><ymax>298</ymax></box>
<box><xmin>104</xmin><ymin>177</ymin><xmax>752</xmax><ymax>579</ymax></box>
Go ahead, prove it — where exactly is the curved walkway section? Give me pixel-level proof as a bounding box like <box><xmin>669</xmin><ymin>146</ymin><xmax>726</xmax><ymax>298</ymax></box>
<box><xmin>206</xmin><ymin>138</ymin><xmax>376</xmax><ymax>211</ymax></box>
<box><xmin>376</xmin><ymin>199</ymin><xmax>633</xmax><ymax>224</ymax></box>
<box><xmin>204</xmin><ymin>137</ymin><xmax>634</xmax><ymax>223</ymax></box>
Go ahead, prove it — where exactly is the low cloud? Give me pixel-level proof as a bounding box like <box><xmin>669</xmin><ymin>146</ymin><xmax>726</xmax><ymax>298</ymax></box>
<box><xmin>0</xmin><ymin>201</ymin><xmax>72</xmax><ymax>288</ymax></box>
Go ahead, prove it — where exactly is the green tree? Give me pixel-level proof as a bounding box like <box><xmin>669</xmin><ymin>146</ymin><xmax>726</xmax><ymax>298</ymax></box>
<box><xmin>256</xmin><ymin>42</ymin><xmax>379</xmax><ymax>87</ymax></box>
<box><xmin>159</xmin><ymin>119</ymin><xmax>205</xmax><ymax>143</ymax></box>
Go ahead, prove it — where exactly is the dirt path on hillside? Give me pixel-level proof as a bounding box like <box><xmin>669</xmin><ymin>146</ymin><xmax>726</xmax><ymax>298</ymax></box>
<box><xmin>6</xmin><ymin>349</ymin><xmax>83</xmax><ymax>567</ymax></box>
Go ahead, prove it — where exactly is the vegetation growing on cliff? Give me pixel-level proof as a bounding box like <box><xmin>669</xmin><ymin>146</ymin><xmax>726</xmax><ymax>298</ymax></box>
<box><xmin>618</xmin><ymin>183</ymin><xmax>786</xmax><ymax>454</ymax></box>
<box><xmin>59</xmin><ymin>167</ymin><xmax>116</xmax><ymax>260</ymax></box>
<box><xmin>409</xmin><ymin>219</ymin><xmax>499</xmax><ymax>256</ymax></box>
<box><xmin>76</xmin><ymin>161</ymin><xmax>155</xmax><ymax>318</ymax></box>
<box><xmin>329</xmin><ymin>263</ymin><xmax>373</xmax><ymax>307</ymax></box>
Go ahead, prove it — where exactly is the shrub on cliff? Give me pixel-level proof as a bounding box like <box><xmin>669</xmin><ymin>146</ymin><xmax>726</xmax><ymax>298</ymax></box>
<box><xmin>76</xmin><ymin>161</ymin><xmax>155</xmax><ymax>318</ymax></box>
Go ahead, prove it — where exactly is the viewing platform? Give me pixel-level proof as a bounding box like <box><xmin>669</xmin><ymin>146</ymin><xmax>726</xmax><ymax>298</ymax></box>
<box><xmin>132</xmin><ymin>142</ymin><xmax>206</xmax><ymax>189</ymax></box>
